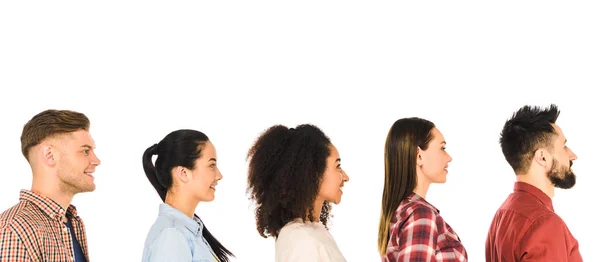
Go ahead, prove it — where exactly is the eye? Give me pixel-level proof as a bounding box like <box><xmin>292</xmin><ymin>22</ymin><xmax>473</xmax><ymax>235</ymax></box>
<box><xmin>210</xmin><ymin>163</ymin><xmax>216</xmax><ymax>168</ymax></box>
<box><xmin>442</xmin><ymin>147</ymin><xmax>446</xmax><ymax>150</ymax></box>
<box><xmin>83</xmin><ymin>150</ymin><xmax>90</xmax><ymax>155</ymax></box>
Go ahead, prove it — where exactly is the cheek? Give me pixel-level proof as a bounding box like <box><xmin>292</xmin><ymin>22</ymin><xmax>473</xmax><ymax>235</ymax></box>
<box><xmin>193</xmin><ymin>172</ymin><xmax>211</xmax><ymax>188</ymax></box>
<box><xmin>320</xmin><ymin>174</ymin><xmax>337</xmax><ymax>195</ymax></box>
<box><xmin>422</xmin><ymin>154</ymin><xmax>444</xmax><ymax>173</ymax></box>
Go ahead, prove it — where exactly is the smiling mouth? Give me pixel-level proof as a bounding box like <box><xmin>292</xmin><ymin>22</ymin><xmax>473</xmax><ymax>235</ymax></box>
<box><xmin>210</xmin><ymin>184</ymin><xmax>217</xmax><ymax>190</ymax></box>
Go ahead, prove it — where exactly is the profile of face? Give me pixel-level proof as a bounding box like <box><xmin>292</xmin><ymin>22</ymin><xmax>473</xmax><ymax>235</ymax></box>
<box><xmin>178</xmin><ymin>141</ymin><xmax>223</xmax><ymax>202</ymax></box>
<box><xmin>545</xmin><ymin>124</ymin><xmax>577</xmax><ymax>189</ymax></box>
<box><xmin>54</xmin><ymin>130</ymin><xmax>101</xmax><ymax>194</ymax></box>
<box><xmin>317</xmin><ymin>144</ymin><xmax>349</xmax><ymax>205</ymax></box>
<box><xmin>416</xmin><ymin>127</ymin><xmax>452</xmax><ymax>184</ymax></box>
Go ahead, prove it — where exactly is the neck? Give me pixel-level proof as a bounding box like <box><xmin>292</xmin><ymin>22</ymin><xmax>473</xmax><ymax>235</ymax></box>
<box><xmin>309</xmin><ymin>197</ymin><xmax>324</xmax><ymax>222</ymax></box>
<box><xmin>413</xmin><ymin>180</ymin><xmax>430</xmax><ymax>200</ymax></box>
<box><xmin>517</xmin><ymin>171</ymin><xmax>555</xmax><ymax>198</ymax></box>
<box><xmin>165</xmin><ymin>190</ymin><xmax>199</xmax><ymax>218</ymax></box>
<box><xmin>31</xmin><ymin>173</ymin><xmax>74</xmax><ymax>221</ymax></box>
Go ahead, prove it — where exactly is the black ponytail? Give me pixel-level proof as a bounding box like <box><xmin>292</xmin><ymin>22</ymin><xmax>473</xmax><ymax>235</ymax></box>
<box><xmin>142</xmin><ymin>143</ymin><xmax>168</xmax><ymax>201</ymax></box>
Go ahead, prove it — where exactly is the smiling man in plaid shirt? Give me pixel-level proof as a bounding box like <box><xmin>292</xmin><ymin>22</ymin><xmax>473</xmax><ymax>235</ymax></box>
<box><xmin>0</xmin><ymin>109</ymin><xmax>101</xmax><ymax>262</ymax></box>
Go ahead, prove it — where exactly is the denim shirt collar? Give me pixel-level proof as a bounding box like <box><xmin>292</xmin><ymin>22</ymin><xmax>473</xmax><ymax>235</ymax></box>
<box><xmin>158</xmin><ymin>203</ymin><xmax>204</xmax><ymax>236</ymax></box>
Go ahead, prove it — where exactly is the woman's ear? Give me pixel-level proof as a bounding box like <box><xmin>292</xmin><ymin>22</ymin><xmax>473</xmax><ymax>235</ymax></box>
<box><xmin>416</xmin><ymin>146</ymin><xmax>424</xmax><ymax>167</ymax></box>
<box><xmin>174</xmin><ymin>166</ymin><xmax>191</xmax><ymax>183</ymax></box>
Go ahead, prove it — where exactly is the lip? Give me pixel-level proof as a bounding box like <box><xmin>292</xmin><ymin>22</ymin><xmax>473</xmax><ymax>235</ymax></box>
<box><xmin>84</xmin><ymin>172</ymin><xmax>94</xmax><ymax>181</ymax></box>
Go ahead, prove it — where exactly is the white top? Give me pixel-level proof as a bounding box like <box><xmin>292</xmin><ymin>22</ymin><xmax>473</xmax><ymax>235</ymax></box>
<box><xmin>275</xmin><ymin>218</ymin><xmax>347</xmax><ymax>262</ymax></box>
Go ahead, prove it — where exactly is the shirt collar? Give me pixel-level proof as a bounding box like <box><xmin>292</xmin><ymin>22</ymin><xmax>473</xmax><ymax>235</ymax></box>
<box><xmin>19</xmin><ymin>189</ymin><xmax>79</xmax><ymax>222</ymax></box>
<box><xmin>158</xmin><ymin>203</ymin><xmax>204</xmax><ymax>236</ymax></box>
<box><xmin>514</xmin><ymin>181</ymin><xmax>554</xmax><ymax>211</ymax></box>
<box><xmin>407</xmin><ymin>192</ymin><xmax>440</xmax><ymax>213</ymax></box>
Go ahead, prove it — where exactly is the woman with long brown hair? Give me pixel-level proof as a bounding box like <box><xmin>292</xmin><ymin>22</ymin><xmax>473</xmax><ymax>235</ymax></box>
<box><xmin>378</xmin><ymin>117</ymin><xmax>467</xmax><ymax>261</ymax></box>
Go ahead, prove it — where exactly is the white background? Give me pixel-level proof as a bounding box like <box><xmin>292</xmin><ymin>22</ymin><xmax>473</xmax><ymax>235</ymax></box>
<box><xmin>1</xmin><ymin>1</ymin><xmax>598</xmax><ymax>261</ymax></box>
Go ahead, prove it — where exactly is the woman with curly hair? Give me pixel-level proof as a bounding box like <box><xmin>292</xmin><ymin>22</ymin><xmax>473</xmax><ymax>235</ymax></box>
<box><xmin>246</xmin><ymin>124</ymin><xmax>350</xmax><ymax>261</ymax></box>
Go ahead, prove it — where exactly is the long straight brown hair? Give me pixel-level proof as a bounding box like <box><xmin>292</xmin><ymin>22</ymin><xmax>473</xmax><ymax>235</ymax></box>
<box><xmin>378</xmin><ymin>117</ymin><xmax>435</xmax><ymax>255</ymax></box>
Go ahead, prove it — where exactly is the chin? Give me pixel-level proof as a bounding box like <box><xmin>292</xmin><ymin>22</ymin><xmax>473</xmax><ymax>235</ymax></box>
<box><xmin>202</xmin><ymin>195</ymin><xmax>216</xmax><ymax>202</ymax></box>
<box><xmin>78</xmin><ymin>184</ymin><xmax>96</xmax><ymax>193</ymax></box>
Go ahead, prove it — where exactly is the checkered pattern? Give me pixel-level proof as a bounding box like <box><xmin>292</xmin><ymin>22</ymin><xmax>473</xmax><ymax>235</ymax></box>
<box><xmin>0</xmin><ymin>190</ymin><xmax>89</xmax><ymax>262</ymax></box>
<box><xmin>383</xmin><ymin>193</ymin><xmax>467</xmax><ymax>262</ymax></box>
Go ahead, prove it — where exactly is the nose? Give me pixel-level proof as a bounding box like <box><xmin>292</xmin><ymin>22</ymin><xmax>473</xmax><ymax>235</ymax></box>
<box><xmin>341</xmin><ymin>170</ymin><xmax>349</xmax><ymax>182</ymax></box>
<box><xmin>569</xmin><ymin>148</ymin><xmax>578</xmax><ymax>161</ymax></box>
<box><xmin>91</xmin><ymin>152</ymin><xmax>101</xmax><ymax>166</ymax></box>
<box><xmin>216</xmin><ymin>168</ymin><xmax>223</xmax><ymax>180</ymax></box>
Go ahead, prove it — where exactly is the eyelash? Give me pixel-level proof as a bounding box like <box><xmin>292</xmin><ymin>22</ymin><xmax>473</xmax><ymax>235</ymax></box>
<box><xmin>210</xmin><ymin>164</ymin><xmax>216</xmax><ymax>168</ymax></box>
<box><xmin>83</xmin><ymin>150</ymin><xmax>90</xmax><ymax>155</ymax></box>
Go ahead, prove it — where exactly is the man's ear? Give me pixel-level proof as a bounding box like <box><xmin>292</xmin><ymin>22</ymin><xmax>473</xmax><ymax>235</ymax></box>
<box><xmin>533</xmin><ymin>149</ymin><xmax>548</xmax><ymax>168</ymax></box>
<box><xmin>41</xmin><ymin>145</ymin><xmax>57</xmax><ymax>167</ymax></box>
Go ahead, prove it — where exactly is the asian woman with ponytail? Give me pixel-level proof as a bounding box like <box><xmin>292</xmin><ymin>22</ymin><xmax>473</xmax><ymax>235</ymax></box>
<box><xmin>141</xmin><ymin>129</ymin><xmax>234</xmax><ymax>262</ymax></box>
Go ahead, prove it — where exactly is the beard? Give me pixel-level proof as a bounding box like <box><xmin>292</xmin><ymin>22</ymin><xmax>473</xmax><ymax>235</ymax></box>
<box><xmin>547</xmin><ymin>159</ymin><xmax>576</xmax><ymax>189</ymax></box>
<box><xmin>57</xmin><ymin>162</ymin><xmax>96</xmax><ymax>195</ymax></box>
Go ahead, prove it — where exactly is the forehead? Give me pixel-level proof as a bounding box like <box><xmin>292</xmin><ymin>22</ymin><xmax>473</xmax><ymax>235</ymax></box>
<box><xmin>551</xmin><ymin>123</ymin><xmax>566</xmax><ymax>142</ymax></box>
<box><xmin>61</xmin><ymin>130</ymin><xmax>95</xmax><ymax>147</ymax></box>
<box><xmin>328</xmin><ymin>143</ymin><xmax>339</xmax><ymax>159</ymax></box>
<box><xmin>430</xmin><ymin>127</ymin><xmax>444</xmax><ymax>141</ymax></box>
<box><xmin>199</xmin><ymin>141</ymin><xmax>216</xmax><ymax>159</ymax></box>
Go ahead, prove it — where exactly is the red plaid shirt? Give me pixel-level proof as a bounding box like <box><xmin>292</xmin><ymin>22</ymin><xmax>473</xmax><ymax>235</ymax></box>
<box><xmin>0</xmin><ymin>190</ymin><xmax>89</xmax><ymax>262</ymax></box>
<box><xmin>383</xmin><ymin>193</ymin><xmax>467</xmax><ymax>262</ymax></box>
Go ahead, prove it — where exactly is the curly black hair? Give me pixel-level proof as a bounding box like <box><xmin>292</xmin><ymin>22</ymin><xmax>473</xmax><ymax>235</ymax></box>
<box><xmin>246</xmin><ymin>124</ymin><xmax>333</xmax><ymax>238</ymax></box>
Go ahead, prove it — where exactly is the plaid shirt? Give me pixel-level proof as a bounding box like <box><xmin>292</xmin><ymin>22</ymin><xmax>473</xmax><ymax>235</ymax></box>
<box><xmin>383</xmin><ymin>193</ymin><xmax>467</xmax><ymax>262</ymax></box>
<box><xmin>0</xmin><ymin>190</ymin><xmax>89</xmax><ymax>262</ymax></box>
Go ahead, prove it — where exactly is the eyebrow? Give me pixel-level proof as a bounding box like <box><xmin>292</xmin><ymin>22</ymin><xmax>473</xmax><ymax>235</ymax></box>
<box><xmin>336</xmin><ymin>158</ymin><xmax>341</xmax><ymax>162</ymax></box>
<box><xmin>208</xmin><ymin>158</ymin><xmax>217</xmax><ymax>162</ymax></box>
<box><xmin>81</xmin><ymin>145</ymin><xmax>94</xmax><ymax>149</ymax></box>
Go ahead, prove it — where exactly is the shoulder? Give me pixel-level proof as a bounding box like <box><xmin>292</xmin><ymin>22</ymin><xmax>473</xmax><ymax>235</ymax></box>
<box><xmin>0</xmin><ymin>202</ymin><xmax>48</xmax><ymax>258</ymax></box>
<box><xmin>143</xmin><ymin>216</ymin><xmax>183</xmax><ymax>247</ymax></box>
<box><xmin>499</xmin><ymin>192</ymin><xmax>554</xmax><ymax>221</ymax></box>
<box><xmin>275</xmin><ymin>220</ymin><xmax>344</xmax><ymax>260</ymax></box>
<box><xmin>395</xmin><ymin>200</ymin><xmax>438</xmax><ymax>223</ymax></box>
<box><xmin>527</xmin><ymin>212</ymin><xmax>567</xmax><ymax>234</ymax></box>
<box><xmin>144</xmin><ymin>227</ymin><xmax>190</xmax><ymax>254</ymax></box>
<box><xmin>1</xmin><ymin>201</ymin><xmax>48</xmax><ymax>236</ymax></box>
<box><xmin>277</xmin><ymin>219</ymin><xmax>336</xmax><ymax>247</ymax></box>
<box><xmin>278</xmin><ymin>220</ymin><xmax>319</xmax><ymax>241</ymax></box>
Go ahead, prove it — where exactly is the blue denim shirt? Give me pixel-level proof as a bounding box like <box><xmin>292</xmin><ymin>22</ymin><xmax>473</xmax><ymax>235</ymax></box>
<box><xmin>142</xmin><ymin>203</ymin><xmax>217</xmax><ymax>262</ymax></box>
